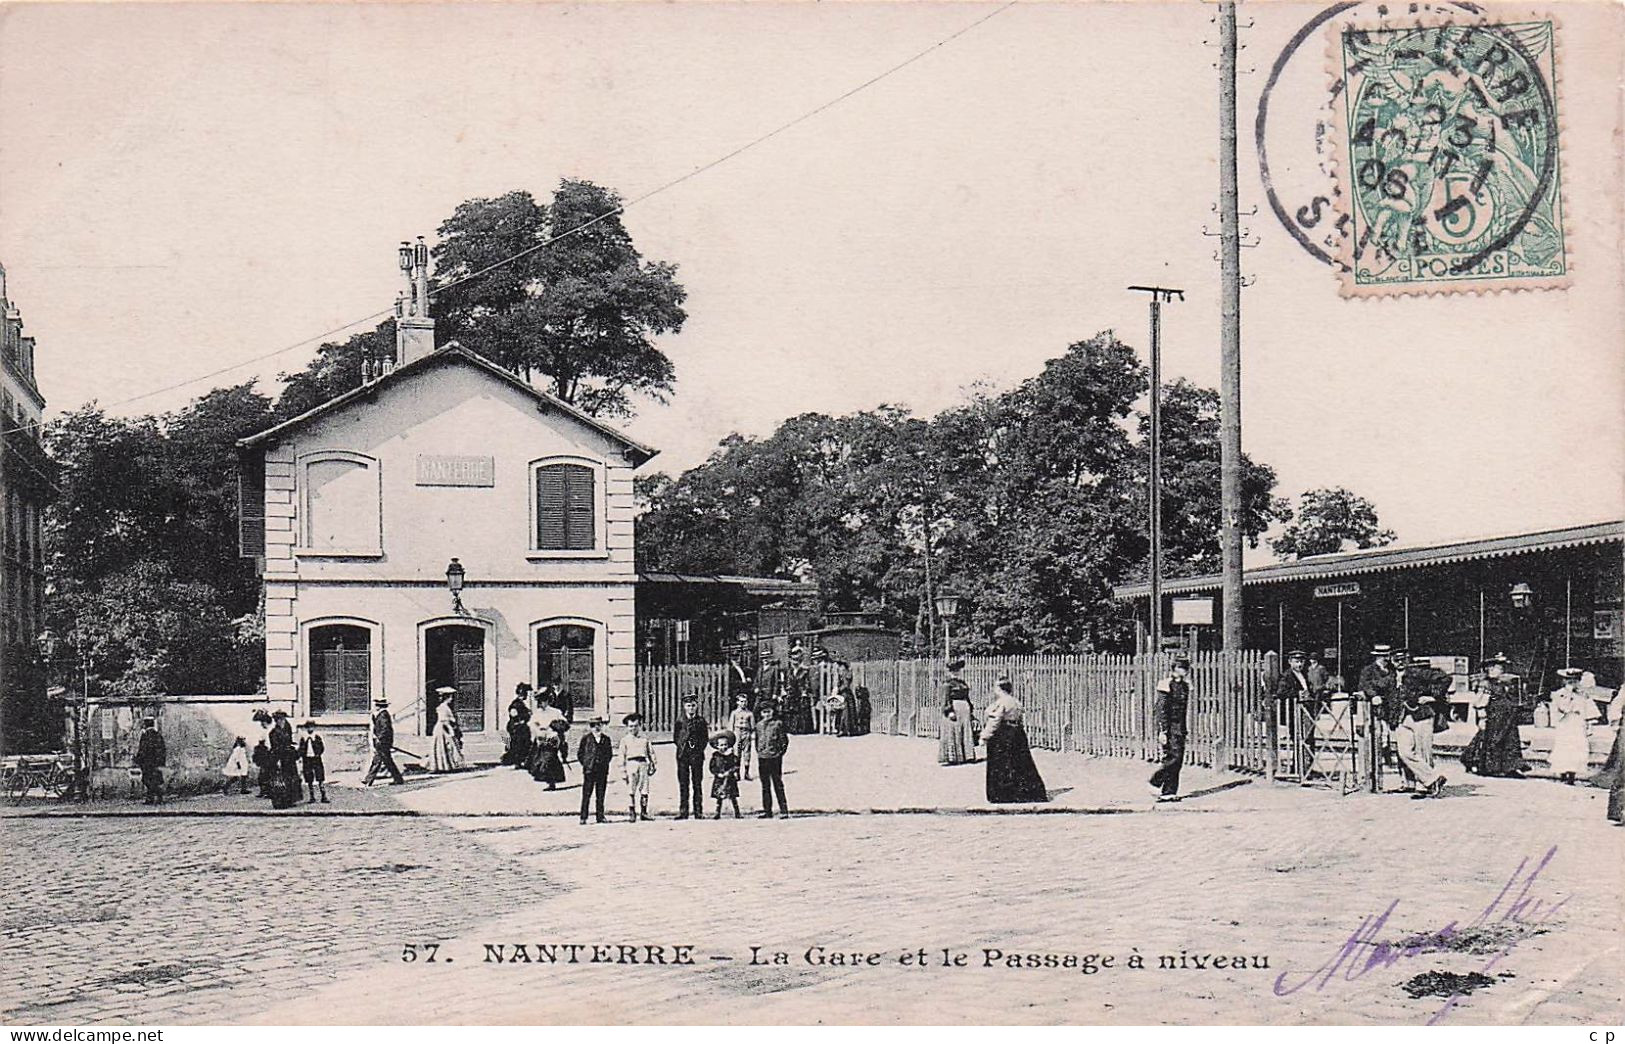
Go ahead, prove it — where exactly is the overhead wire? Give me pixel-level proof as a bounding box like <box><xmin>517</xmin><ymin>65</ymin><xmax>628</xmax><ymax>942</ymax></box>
<box><xmin>0</xmin><ymin>0</ymin><xmax>1018</xmax><ymax>443</ymax></box>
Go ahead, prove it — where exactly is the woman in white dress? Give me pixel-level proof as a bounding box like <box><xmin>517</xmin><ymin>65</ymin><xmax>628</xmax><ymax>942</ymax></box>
<box><xmin>429</xmin><ymin>692</ymin><xmax>466</xmax><ymax>773</ymax></box>
<box><xmin>1548</xmin><ymin>668</ymin><xmax>1595</xmax><ymax>784</ymax></box>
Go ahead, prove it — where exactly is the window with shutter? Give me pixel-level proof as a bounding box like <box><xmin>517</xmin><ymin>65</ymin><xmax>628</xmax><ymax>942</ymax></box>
<box><xmin>565</xmin><ymin>466</ymin><xmax>595</xmax><ymax>550</ymax></box>
<box><xmin>535</xmin><ymin>463</ymin><xmax>596</xmax><ymax>551</ymax></box>
<box><xmin>238</xmin><ymin>456</ymin><xmax>266</xmax><ymax>558</ymax></box>
<box><xmin>309</xmin><ymin>624</ymin><xmax>372</xmax><ymax>716</ymax></box>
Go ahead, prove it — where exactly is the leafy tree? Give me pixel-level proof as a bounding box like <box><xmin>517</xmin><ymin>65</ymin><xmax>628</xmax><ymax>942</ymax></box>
<box><xmin>1140</xmin><ymin>380</ymin><xmax>1290</xmax><ymax>578</ymax></box>
<box><xmin>43</xmin><ymin>385</ymin><xmax>272</xmax><ymax>695</ymax></box>
<box><xmin>1270</xmin><ymin>487</ymin><xmax>1396</xmax><ymax>559</ymax></box>
<box><xmin>431</xmin><ymin>181</ymin><xmax>688</xmax><ymax>417</ymax></box>
<box><xmin>637</xmin><ymin>333</ymin><xmax>1295</xmax><ymax>655</ymax></box>
<box><xmin>67</xmin><ymin>560</ymin><xmax>251</xmax><ymax>698</ymax></box>
<box><xmin>274</xmin><ymin>322</ymin><xmax>394</xmax><ymax>421</ymax></box>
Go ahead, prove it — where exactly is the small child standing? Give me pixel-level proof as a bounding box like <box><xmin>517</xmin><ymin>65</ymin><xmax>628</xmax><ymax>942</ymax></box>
<box><xmin>223</xmin><ymin>737</ymin><xmax>251</xmax><ymax>795</ymax></box>
<box><xmin>298</xmin><ymin>720</ymin><xmax>329</xmax><ymax>804</ymax></box>
<box><xmin>729</xmin><ymin>694</ymin><xmax>756</xmax><ymax>780</ymax></box>
<box><xmin>709</xmin><ymin>731</ymin><xmax>741</xmax><ymax>819</ymax></box>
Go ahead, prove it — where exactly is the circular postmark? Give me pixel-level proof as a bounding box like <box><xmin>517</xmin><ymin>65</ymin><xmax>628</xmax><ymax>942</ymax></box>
<box><xmin>1256</xmin><ymin>1</ymin><xmax>1564</xmax><ymax>288</ymax></box>
<box><xmin>1334</xmin><ymin>17</ymin><xmax>1562</xmax><ymax>284</ymax></box>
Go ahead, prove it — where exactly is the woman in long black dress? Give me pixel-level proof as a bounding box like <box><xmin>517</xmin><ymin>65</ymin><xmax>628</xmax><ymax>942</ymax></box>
<box><xmin>979</xmin><ymin>677</ymin><xmax>1048</xmax><ymax>803</ymax></box>
<box><xmin>267</xmin><ymin>710</ymin><xmax>301</xmax><ymax>809</ymax></box>
<box><xmin>1466</xmin><ymin>654</ymin><xmax>1527</xmax><ymax>777</ymax></box>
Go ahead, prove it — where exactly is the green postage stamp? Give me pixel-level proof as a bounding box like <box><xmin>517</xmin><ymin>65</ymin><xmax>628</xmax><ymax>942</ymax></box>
<box><xmin>1330</xmin><ymin>15</ymin><xmax>1568</xmax><ymax>296</ymax></box>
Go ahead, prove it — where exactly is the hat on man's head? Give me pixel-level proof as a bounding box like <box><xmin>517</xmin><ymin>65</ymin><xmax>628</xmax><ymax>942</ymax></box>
<box><xmin>301</xmin><ymin>720</ymin><xmax>318</xmax><ymax>729</ymax></box>
<box><xmin>1286</xmin><ymin>649</ymin><xmax>1307</xmax><ymax>660</ymax></box>
<box><xmin>681</xmin><ymin>693</ymin><xmax>699</xmax><ymax>703</ymax></box>
<box><xmin>373</xmin><ymin>696</ymin><xmax>389</xmax><ymax>707</ymax></box>
<box><xmin>1486</xmin><ymin>652</ymin><xmax>1511</xmax><ymax>666</ymax></box>
<box><xmin>1172</xmin><ymin>654</ymin><xmax>1191</xmax><ymax>669</ymax></box>
<box><xmin>947</xmin><ymin>659</ymin><xmax>966</xmax><ymax>672</ymax></box>
<box><xmin>1371</xmin><ymin>644</ymin><xmax>1393</xmax><ymax>656</ymax></box>
<box><xmin>588</xmin><ymin>716</ymin><xmax>608</xmax><ymax>726</ymax></box>
<box><xmin>1557</xmin><ymin>667</ymin><xmax>1583</xmax><ymax>680</ymax></box>
<box><xmin>272</xmin><ymin>709</ymin><xmax>288</xmax><ymax>718</ymax></box>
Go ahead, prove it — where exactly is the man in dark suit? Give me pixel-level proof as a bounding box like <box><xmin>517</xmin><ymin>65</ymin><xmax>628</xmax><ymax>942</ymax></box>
<box><xmin>134</xmin><ymin>717</ymin><xmax>166</xmax><ymax>805</ymax></box>
<box><xmin>577</xmin><ymin>716</ymin><xmax>613</xmax><ymax>825</ymax></box>
<box><xmin>362</xmin><ymin>696</ymin><xmax>405</xmax><ymax>786</ymax></box>
<box><xmin>673</xmin><ymin>693</ymin><xmax>710</xmax><ymax>820</ymax></box>
<box><xmin>1149</xmin><ymin>655</ymin><xmax>1192</xmax><ymax>802</ymax></box>
<box><xmin>1358</xmin><ymin>644</ymin><xmax>1399</xmax><ymax>770</ymax></box>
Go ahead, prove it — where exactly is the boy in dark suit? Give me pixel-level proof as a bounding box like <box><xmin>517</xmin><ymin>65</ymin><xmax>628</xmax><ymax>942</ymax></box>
<box><xmin>673</xmin><ymin>693</ymin><xmax>710</xmax><ymax>820</ymax></box>
<box><xmin>298</xmin><ymin>720</ymin><xmax>328</xmax><ymax>804</ymax></box>
<box><xmin>577</xmin><ymin>716</ymin><xmax>613</xmax><ymax>825</ymax></box>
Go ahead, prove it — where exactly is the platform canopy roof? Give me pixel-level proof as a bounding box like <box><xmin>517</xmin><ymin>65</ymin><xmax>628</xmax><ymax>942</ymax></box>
<box><xmin>1112</xmin><ymin>520</ymin><xmax>1624</xmax><ymax>600</ymax></box>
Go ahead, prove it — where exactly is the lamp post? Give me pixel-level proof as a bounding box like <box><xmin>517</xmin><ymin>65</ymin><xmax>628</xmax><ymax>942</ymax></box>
<box><xmin>933</xmin><ymin>590</ymin><xmax>961</xmax><ymax>663</ymax></box>
<box><xmin>445</xmin><ymin>558</ymin><xmax>466</xmax><ymax>615</ymax></box>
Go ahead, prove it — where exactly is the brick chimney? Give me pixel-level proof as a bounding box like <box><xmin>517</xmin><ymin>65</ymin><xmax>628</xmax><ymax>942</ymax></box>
<box><xmin>394</xmin><ymin>236</ymin><xmax>435</xmax><ymax>365</ymax></box>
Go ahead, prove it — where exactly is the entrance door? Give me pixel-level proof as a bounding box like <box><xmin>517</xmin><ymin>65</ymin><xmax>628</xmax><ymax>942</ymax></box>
<box><xmin>425</xmin><ymin>624</ymin><xmax>486</xmax><ymax>733</ymax></box>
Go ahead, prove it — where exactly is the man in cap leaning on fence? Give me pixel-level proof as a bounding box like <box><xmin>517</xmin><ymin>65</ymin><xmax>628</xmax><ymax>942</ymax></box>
<box><xmin>1149</xmin><ymin>655</ymin><xmax>1192</xmax><ymax>803</ymax></box>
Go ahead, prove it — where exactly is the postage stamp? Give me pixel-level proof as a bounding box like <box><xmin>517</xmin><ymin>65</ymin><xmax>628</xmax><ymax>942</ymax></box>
<box><xmin>1327</xmin><ymin>13</ymin><xmax>1569</xmax><ymax>296</ymax></box>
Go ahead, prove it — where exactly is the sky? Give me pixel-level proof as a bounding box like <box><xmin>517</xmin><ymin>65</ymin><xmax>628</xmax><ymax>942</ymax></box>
<box><xmin>1</xmin><ymin>1</ymin><xmax>1620</xmax><ymax>564</ymax></box>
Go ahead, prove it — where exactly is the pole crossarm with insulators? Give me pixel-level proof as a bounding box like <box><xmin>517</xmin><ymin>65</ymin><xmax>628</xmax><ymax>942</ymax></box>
<box><xmin>1128</xmin><ymin>285</ymin><xmax>1184</xmax><ymax>654</ymax></box>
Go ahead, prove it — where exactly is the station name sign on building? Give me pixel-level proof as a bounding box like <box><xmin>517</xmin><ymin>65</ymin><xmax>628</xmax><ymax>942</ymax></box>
<box><xmin>416</xmin><ymin>454</ymin><xmax>495</xmax><ymax>487</ymax></box>
<box><xmin>1312</xmin><ymin>581</ymin><xmax>1362</xmax><ymax>599</ymax></box>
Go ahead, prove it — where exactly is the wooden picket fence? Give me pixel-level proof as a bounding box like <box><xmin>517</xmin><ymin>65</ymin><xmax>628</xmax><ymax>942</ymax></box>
<box><xmin>636</xmin><ymin>651</ymin><xmax>1274</xmax><ymax>775</ymax></box>
<box><xmin>635</xmin><ymin>663</ymin><xmax>730</xmax><ymax>732</ymax></box>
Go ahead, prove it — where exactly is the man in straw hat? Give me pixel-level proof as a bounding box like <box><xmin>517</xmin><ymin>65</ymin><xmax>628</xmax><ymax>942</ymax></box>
<box><xmin>362</xmin><ymin>696</ymin><xmax>406</xmax><ymax>786</ymax></box>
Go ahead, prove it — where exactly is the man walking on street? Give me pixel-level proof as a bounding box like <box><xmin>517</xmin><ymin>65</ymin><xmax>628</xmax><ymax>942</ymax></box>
<box><xmin>755</xmin><ymin>703</ymin><xmax>791</xmax><ymax>818</ymax></box>
<box><xmin>135</xmin><ymin>716</ymin><xmax>166</xmax><ymax>805</ymax></box>
<box><xmin>363</xmin><ymin>696</ymin><xmax>406</xmax><ymax>786</ymax></box>
<box><xmin>577</xmin><ymin>716</ymin><xmax>613</xmax><ymax>824</ymax></box>
<box><xmin>673</xmin><ymin>693</ymin><xmax>710</xmax><ymax>820</ymax></box>
<box><xmin>1149</xmin><ymin>655</ymin><xmax>1191</xmax><ymax>803</ymax></box>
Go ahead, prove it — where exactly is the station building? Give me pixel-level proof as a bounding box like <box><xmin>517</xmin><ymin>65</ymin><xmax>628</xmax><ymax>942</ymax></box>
<box><xmin>237</xmin><ymin>242</ymin><xmax>654</xmax><ymax>748</ymax></box>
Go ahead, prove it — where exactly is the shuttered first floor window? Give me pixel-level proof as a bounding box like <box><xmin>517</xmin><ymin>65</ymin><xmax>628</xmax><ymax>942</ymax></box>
<box><xmin>535</xmin><ymin>462</ymin><xmax>596</xmax><ymax>551</ymax></box>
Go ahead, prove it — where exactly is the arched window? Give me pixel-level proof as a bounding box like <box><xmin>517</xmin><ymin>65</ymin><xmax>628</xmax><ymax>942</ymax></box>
<box><xmin>309</xmin><ymin>624</ymin><xmax>372</xmax><ymax>714</ymax></box>
<box><xmin>533</xmin><ymin>461</ymin><xmax>597</xmax><ymax>551</ymax></box>
<box><xmin>300</xmin><ymin>451</ymin><xmax>381</xmax><ymax>555</ymax></box>
<box><xmin>537</xmin><ymin>623</ymin><xmax>597</xmax><ymax>709</ymax></box>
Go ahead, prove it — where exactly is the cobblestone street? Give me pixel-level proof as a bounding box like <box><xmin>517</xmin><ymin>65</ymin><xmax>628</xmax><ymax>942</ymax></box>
<box><xmin>3</xmin><ymin>736</ymin><xmax>1620</xmax><ymax>1025</ymax></box>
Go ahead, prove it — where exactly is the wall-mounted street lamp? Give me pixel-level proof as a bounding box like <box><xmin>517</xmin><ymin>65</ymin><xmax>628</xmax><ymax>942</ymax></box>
<box><xmin>446</xmin><ymin>558</ymin><xmax>466</xmax><ymax>615</ymax></box>
<box><xmin>934</xmin><ymin>590</ymin><xmax>962</xmax><ymax>662</ymax></box>
<box><xmin>1510</xmin><ymin>582</ymin><xmax>1534</xmax><ymax>610</ymax></box>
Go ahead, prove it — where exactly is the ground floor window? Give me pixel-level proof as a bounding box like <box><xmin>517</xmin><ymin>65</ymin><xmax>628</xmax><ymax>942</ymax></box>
<box><xmin>538</xmin><ymin>624</ymin><xmax>596</xmax><ymax>709</ymax></box>
<box><xmin>309</xmin><ymin>624</ymin><xmax>371</xmax><ymax>714</ymax></box>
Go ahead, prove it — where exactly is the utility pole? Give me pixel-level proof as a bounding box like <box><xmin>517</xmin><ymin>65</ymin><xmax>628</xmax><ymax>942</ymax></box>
<box><xmin>1128</xmin><ymin>285</ymin><xmax>1184</xmax><ymax>654</ymax></box>
<box><xmin>1218</xmin><ymin>0</ymin><xmax>1246</xmax><ymax>651</ymax></box>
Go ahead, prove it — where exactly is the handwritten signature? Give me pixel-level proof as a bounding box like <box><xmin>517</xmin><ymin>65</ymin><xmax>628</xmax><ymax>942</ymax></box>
<box><xmin>1273</xmin><ymin>846</ymin><xmax>1569</xmax><ymax>1023</ymax></box>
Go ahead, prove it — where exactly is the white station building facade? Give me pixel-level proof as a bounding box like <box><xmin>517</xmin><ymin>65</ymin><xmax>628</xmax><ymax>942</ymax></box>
<box><xmin>238</xmin><ymin>241</ymin><xmax>655</xmax><ymax>744</ymax></box>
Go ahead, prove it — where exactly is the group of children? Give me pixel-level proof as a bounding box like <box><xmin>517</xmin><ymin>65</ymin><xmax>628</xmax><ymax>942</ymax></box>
<box><xmin>222</xmin><ymin>712</ymin><xmax>328</xmax><ymax>805</ymax></box>
<box><xmin>596</xmin><ymin>692</ymin><xmax>791</xmax><ymax>824</ymax></box>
